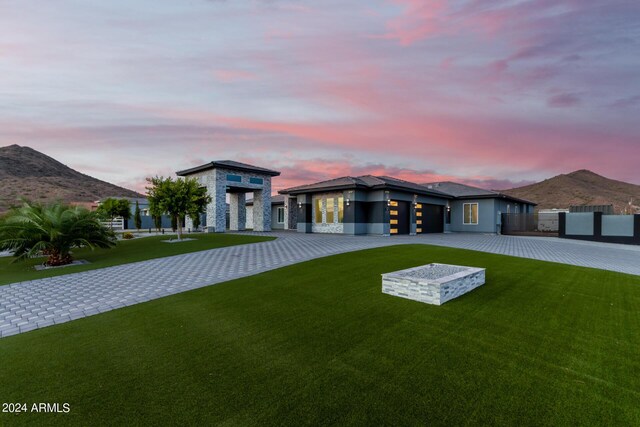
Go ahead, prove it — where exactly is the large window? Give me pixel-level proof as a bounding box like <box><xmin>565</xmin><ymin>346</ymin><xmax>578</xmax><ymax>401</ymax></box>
<box><xmin>326</xmin><ymin>198</ymin><xmax>335</xmax><ymax>223</ymax></box>
<box><xmin>226</xmin><ymin>174</ymin><xmax>242</xmax><ymax>182</ymax></box>
<box><xmin>313</xmin><ymin>196</ymin><xmax>344</xmax><ymax>225</ymax></box>
<box><xmin>277</xmin><ymin>207</ymin><xmax>285</xmax><ymax>224</ymax></box>
<box><xmin>315</xmin><ymin>199</ymin><xmax>323</xmax><ymax>223</ymax></box>
<box><xmin>463</xmin><ymin>203</ymin><xmax>479</xmax><ymax>225</ymax></box>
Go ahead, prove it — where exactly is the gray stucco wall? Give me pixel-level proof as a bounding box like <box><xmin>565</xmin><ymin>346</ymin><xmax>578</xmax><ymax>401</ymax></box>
<box><xmin>449</xmin><ymin>199</ymin><xmax>497</xmax><ymax>233</ymax></box>
<box><xmin>272</xmin><ymin>205</ymin><xmax>285</xmax><ymax>230</ymax></box>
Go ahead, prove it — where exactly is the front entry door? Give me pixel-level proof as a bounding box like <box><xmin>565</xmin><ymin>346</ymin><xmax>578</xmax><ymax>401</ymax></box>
<box><xmin>389</xmin><ymin>200</ymin><xmax>410</xmax><ymax>235</ymax></box>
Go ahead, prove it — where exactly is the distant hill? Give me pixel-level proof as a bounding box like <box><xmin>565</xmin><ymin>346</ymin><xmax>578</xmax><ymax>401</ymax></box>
<box><xmin>0</xmin><ymin>144</ymin><xmax>143</xmax><ymax>211</ymax></box>
<box><xmin>502</xmin><ymin>170</ymin><xmax>640</xmax><ymax>213</ymax></box>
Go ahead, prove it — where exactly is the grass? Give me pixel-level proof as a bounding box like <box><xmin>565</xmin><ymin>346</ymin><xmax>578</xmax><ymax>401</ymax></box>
<box><xmin>1</xmin><ymin>244</ymin><xmax>639</xmax><ymax>426</ymax></box>
<box><xmin>0</xmin><ymin>233</ymin><xmax>274</xmax><ymax>286</ymax></box>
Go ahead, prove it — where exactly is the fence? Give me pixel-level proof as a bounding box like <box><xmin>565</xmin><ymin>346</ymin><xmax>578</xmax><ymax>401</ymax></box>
<box><xmin>501</xmin><ymin>213</ymin><xmax>559</xmax><ymax>236</ymax></box>
<box><xmin>100</xmin><ymin>218</ymin><xmax>125</xmax><ymax>230</ymax></box>
<box><xmin>560</xmin><ymin>212</ymin><xmax>640</xmax><ymax>245</ymax></box>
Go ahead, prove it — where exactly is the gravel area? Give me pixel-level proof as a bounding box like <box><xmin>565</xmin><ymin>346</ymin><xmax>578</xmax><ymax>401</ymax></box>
<box><xmin>392</xmin><ymin>264</ymin><xmax>469</xmax><ymax>280</ymax></box>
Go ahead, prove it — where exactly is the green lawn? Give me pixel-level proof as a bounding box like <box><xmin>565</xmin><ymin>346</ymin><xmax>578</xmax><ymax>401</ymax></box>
<box><xmin>1</xmin><ymin>245</ymin><xmax>639</xmax><ymax>426</ymax></box>
<box><xmin>0</xmin><ymin>233</ymin><xmax>274</xmax><ymax>286</ymax></box>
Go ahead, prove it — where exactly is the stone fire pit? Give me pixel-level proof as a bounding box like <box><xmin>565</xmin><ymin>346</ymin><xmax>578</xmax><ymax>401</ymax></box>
<box><xmin>382</xmin><ymin>263</ymin><xmax>485</xmax><ymax>305</ymax></box>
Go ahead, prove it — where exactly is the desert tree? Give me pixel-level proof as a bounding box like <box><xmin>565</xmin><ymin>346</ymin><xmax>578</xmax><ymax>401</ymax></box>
<box><xmin>96</xmin><ymin>198</ymin><xmax>131</xmax><ymax>229</ymax></box>
<box><xmin>134</xmin><ymin>201</ymin><xmax>142</xmax><ymax>230</ymax></box>
<box><xmin>146</xmin><ymin>176</ymin><xmax>210</xmax><ymax>240</ymax></box>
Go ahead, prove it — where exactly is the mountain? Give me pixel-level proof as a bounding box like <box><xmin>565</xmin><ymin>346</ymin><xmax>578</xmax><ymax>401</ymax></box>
<box><xmin>0</xmin><ymin>144</ymin><xmax>143</xmax><ymax>211</ymax></box>
<box><xmin>502</xmin><ymin>170</ymin><xmax>640</xmax><ymax>213</ymax></box>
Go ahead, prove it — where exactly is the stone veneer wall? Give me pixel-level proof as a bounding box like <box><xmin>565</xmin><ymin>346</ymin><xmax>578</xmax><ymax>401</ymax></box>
<box><xmin>311</xmin><ymin>192</ymin><xmax>345</xmax><ymax>234</ymax></box>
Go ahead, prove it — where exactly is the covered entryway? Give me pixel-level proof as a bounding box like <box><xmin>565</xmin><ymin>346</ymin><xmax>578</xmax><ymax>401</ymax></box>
<box><xmin>416</xmin><ymin>203</ymin><xmax>444</xmax><ymax>234</ymax></box>
<box><xmin>176</xmin><ymin>160</ymin><xmax>280</xmax><ymax>233</ymax></box>
<box><xmin>389</xmin><ymin>200</ymin><xmax>410</xmax><ymax>235</ymax></box>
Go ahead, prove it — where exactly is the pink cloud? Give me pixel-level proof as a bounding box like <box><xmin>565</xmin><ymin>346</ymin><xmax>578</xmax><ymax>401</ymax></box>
<box><xmin>214</xmin><ymin>69</ymin><xmax>256</xmax><ymax>83</ymax></box>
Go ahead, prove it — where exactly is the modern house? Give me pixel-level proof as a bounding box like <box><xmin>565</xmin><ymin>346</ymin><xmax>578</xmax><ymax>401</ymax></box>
<box><xmin>278</xmin><ymin>176</ymin><xmax>536</xmax><ymax>236</ymax></box>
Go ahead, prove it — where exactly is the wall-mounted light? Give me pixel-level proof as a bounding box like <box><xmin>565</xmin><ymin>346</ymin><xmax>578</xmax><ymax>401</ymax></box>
<box><xmin>346</xmin><ymin>198</ymin><xmax>351</xmax><ymax>206</ymax></box>
<box><xmin>297</xmin><ymin>201</ymin><xmax>302</xmax><ymax>209</ymax></box>
<box><xmin>413</xmin><ymin>194</ymin><xmax>418</xmax><ymax>208</ymax></box>
<box><xmin>387</xmin><ymin>199</ymin><xmax>392</xmax><ymax>207</ymax></box>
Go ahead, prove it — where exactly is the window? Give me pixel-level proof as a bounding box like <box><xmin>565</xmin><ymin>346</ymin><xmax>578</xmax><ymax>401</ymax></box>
<box><xmin>277</xmin><ymin>207</ymin><xmax>285</xmax><ymax>224</ymax></box>
<box><xmin>315</xmin><ymin>199</ymin><xmax>322</xmax><ymax>223</ymax></box>
<box><xmin>416</xmin><ymin>211</ymin><xmax>422</xmax><ymax>217</ymax></box>
<box><xmin>390</xmin><ymin>219</ymin><xmax>398</xmax><ymax>225</ymax></box>
<box><xmin>249</xmin><ymin>177</ymin><xmax>263</xmax><ymax>185</ymax></box>
<box><xmin>463</xmin><ymin>203</ymin><xmax>479</xmax><ymax>225</ymax></box>
<box><xmin>390</xmin><ymin>210</ymin><xmax>398</xmax><ymax>216</ymax></box>
<box><xmin>337</xmin><ymin>197</ymin><xmax>344</xmax><ymax>223</ymax></box>
<box><xmin>416</xmin><ymin>228</ymin><xmax>422</xmax><ymax>233</ymax></box>
<box><xmin>416</xmin><ymin>203</ymin><xmax>422</xmax><ymax>209</ymax></box>
<box><xmin>416</xmin><ymin>220</ymin><xmax>422</xmax><ymax>225</ymax></box>
<box><xmin>389</xmin><ymin>201</ymin><xmax>398</xmax><ymax>207</ymax></box>
<box><xmin>226</xmin><ymin>174</ymin><xmax>242</xmax><ymax>182</ymax></box>
<box><xmin>326</xmin><ymin>198</ymin><xmax>335</xmax><ymax>223</ymax></box>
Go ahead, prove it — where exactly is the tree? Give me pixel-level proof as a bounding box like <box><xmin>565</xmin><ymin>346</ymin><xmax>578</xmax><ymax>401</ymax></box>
<box><xmin>146</xmin><ymin>176</ymin><xmax>211</xmax><ymax>240</ymax></box>
<box><xmin>134</xmin><ymin>201</ymin><xmax>142</xmax><ymax>230</ymax></box>
<box><xmin>96</xmin><ymin>198</ymin><xmax>131</xmax><ymax>229</ymax></box>
<box><xmin>0</xmin><ymin>200</ymin><xmax>116</xmax><ymax>266</ymax></box>
<box><xmin>192</xmin><ymin>213</ymin><xmax>201</xmax><ymax>231</ymax></box>
<box><xmin>149</xmin><ymin>204</ymin><xmax>163</xmax><ymax>232</ymax></box>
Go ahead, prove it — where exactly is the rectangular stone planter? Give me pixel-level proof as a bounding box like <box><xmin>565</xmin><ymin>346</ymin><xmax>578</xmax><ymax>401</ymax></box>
<box><xmin>382</xmin><ymin>263</ymin><xmax>485</xmax><ymax>306</ymax></box>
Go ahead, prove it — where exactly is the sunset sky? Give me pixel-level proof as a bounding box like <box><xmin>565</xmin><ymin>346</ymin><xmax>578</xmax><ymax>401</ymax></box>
<box><xmin>1</xmin><ymin>0</ymin><xmax>639</xmax><ymax>193</ymax></box>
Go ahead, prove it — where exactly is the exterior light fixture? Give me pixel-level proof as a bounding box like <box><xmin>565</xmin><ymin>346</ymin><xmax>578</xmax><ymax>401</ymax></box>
<box><xmin>346</xmin><ymin>198</ymin><xmax>350</xmax><ymax>206</ymax></box>
<box><xmin>297</xmin><ymin>201</ymin><xmax>302</xmax><ymax>209</ymax></box>
<box><xmin>413</xmin><ymin>194</ymin><xmax>418</xmax><ymax>208</ymax></box>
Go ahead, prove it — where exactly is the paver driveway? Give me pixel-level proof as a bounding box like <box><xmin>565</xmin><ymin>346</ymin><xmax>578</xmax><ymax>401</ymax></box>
<box><xmin>1</xmin><ymin>232</ymin><xmax>638</xmax><ymax>338</ymax></box>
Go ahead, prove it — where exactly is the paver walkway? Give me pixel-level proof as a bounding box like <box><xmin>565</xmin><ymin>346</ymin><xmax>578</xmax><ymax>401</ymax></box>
<box><xmin>1</xmin><ymin>232</ymin><xmax>638</xmax><ymax>338</ymax></box>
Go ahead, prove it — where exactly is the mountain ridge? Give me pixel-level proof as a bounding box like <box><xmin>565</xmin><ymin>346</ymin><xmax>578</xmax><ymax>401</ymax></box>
<box><xmin>502</xmin><ymin>169</ymin><xmax>640</xmax><ymax>213</ymax></box>
<box><xmin>0</xmin><ymin>144</ymin><xmax>143</xmax><ymax>211</ymax></box>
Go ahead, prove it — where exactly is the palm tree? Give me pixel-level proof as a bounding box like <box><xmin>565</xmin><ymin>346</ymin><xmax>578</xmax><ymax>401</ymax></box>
<box><xmin>0</xmin><ymin>201</ymin><xmax>117</xmax><ymax>266</ymax></box>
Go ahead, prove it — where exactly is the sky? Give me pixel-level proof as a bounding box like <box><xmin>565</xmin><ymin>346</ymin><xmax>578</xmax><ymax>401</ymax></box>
<box><xmin>1</xmin><ymin>0</ymin><xmax>639</xmax><ymax>194</ymax></box>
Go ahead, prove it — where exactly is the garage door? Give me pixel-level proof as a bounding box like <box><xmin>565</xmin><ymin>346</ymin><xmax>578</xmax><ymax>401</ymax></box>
<box><xmin>416</xmin><ymin>203</ymin><xmax>444</xmax><ymax>233</ymax></box>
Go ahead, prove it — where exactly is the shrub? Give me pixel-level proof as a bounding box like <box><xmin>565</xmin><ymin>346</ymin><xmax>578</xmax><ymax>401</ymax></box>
<box><xmin>122</xmin><ymin>232</ymin><xmax>135</xmax><ymax>240</ymax></box>
<box><xmin>0</xmin><ymin>200</ymin><xmax>116</xmax><ymax>266</ymax></box>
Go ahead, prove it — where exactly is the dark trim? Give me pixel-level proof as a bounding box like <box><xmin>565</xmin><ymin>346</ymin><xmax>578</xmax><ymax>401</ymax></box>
<box><xmin>593</xmin><ymin>212</ymin><xmax>602</xmax><ymax>238</ymax></box>
<box><xmin>280</xmin><ymin>183</ymin><xmax>369</xmax><ymax>195</ymax></box>
<box><xmin>280</xmin><ymin>183</ymin><xmax>452</xmax><ymax>199</ymax></box>
<box><xmin>177</xmin><ymin>162</ymin><xmax>280</xmax><ymax>177</ymax></box>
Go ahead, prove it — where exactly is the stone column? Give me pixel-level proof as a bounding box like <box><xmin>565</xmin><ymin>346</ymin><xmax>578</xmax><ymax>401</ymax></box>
<box><xmin>229</xmin><ymin>193</ymin><xmax>246</xmax><ymax>231</ymax></box>
<box><xmin>253</xmin><ymin>190</ymin><xmax>272</xmax><ymax>232</ymax></box>
<box><xmin>205</xmin><ymin>170</ymin><xmax>227</xmax><ymax>233</ymax></box>
<box><xmin>284</xmin><ymin>197</ymin><xmax>297</xmax><ymax>230</ymax></box>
